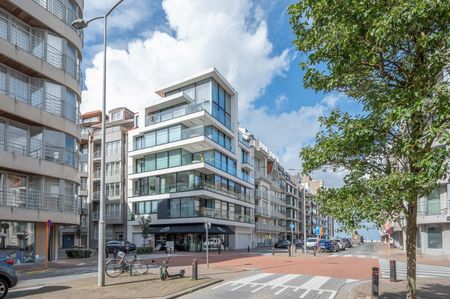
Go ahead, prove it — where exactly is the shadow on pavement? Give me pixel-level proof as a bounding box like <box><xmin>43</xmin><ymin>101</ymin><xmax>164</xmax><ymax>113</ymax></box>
<box><xmin>381</xmin><ymin>283</ymin><xmax>450</xmax><ymax>299</ymax></box>
<box><xmin>9</xmin><ymin>286</ymin><xmax>71</xmax><ymax>298</ymax></box>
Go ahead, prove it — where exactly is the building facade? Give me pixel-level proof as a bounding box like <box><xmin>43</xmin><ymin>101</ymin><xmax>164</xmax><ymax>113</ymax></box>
<box><xmin>0</xmin><ymin>0</ymin><xmax>83</xmax><ymax>263</ymax></box>
<box><xmin>79</xmin><ymin>108</ymin><xmax>134</xmax><ymax>249</ymax></box>
<box><xmin>127</xmin><ymin>68</ymin><xmax>255</xmax><ymax>251</ymax></box>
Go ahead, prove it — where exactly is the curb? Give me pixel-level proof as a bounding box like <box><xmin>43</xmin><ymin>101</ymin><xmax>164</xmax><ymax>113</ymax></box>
<box><xmin>335</xmin><ymin>280</ymin><xmax>370</xmax><ymax>299</ymax></box>
<box><xmin>163</xmin><ymin>277</ymin><xmax>223</xmax><ymax>299</ymax></box>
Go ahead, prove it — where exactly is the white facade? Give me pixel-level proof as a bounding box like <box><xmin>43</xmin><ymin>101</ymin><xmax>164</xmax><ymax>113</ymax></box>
<box><xmin>127</xmin><ymin>68</ymin><xmax>255</xmax><ymax>251</ymax></box>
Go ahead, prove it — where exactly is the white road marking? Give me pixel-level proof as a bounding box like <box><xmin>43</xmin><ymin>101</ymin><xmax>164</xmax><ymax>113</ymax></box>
<box><xmin>10</xmin><ymin>285</ymin><xmax>45</xmax><ymax>293</ymax></box>
<box><xmin>358</xmin><ymin>255</ymin><xmax>365</xmax><ymax>258</ymax></box>
<box><xmin>251</xmin><ymin>284</ymin><xmax>267</xmax><ymax>293</ymax></box>
<box><xmin>275</xmin><ymin>286</ymin><xmax>287</xmax><ymax>295</ymax></box>
<box><xmin>212</xmin><ymin>282</ymin><xmax>231</xmax><ymax>290</ymax></box>
<box><xmin>230</xmin><ymin>284</ymin><xmax>247</xmax><ymax>291</ymax></box>
<box><xmin>234</xmin><ymin>272</ymin><xmax>273</xmax><ymax>283</ymax></box>
<box><xmin>266</xmin><ymin>274</ymin><xmax>300</xmax><ymax>289</ymax></box>
<box><xmin>300</xmin><ymin>289</ymin><xmax>311</xmax><ymax>298</ymax></box>
<box><xmin>298</xmin><ymin>276</ymin><xmax>330</xmax><ymax>290</ymax></box>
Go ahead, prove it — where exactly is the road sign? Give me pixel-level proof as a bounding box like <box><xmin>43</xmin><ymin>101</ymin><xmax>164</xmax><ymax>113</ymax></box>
<box><xmin>314</xmin><ymin>226</ymin><xmax>320</xmax><ymax>236</ymax></box>
<box><xmin>289</xmin><ymin>223</ymin><xmax>295</xmax><ymax>230</ymax></box>
<box><xmin>205</xmin><ymin>222</ymin><xmax>211</xmax><ymax>230</ymax></box>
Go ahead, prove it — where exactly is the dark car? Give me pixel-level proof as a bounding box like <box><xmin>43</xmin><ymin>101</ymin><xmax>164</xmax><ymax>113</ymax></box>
<box><xmin>0</xmin><ymin>252</ymin><xmax>18</xmax><ymax>299</ymax></box>
<box><xmin>318</xmin><ymin>239</ymin><xmax>333</xmax><ymax>252</ymax></box>
<box><xmin>293</xmin><ymin>239</ymin><xmax>304</xmax><ymax>248</ymax></box>
<box><xmin>106</xmin><ymin>240</ymin><xmax>136</xmax><ymax>253</ymax></box>
<box><xmin>342</xmin><ymin>238</ymin><xmax>352</xmax><ymax>248</ymax></box>
<box><xmin>274</xmin><ymin>240</ymin><xmax>291</xmax><ymax>249</ymax></box>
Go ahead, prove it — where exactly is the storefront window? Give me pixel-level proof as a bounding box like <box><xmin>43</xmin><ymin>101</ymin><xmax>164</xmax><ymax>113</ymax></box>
<box><xmin>0</xmin><ymin>221</ymin><xmax>35</xmax><ymax>264</ymax></box>
<box><xmin>427</xmin><ymin>226</ymin><xmax>442</xmax><ymax>249</ymax></box>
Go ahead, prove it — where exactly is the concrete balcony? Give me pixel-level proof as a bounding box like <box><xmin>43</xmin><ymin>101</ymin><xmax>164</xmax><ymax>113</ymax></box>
<box><xmin>255</xmin><ymin>222</ymin><xmax>285</xmax><ymax>232</ymax></box>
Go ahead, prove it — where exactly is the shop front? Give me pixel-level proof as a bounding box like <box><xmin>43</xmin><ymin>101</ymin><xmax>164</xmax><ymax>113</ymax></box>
<box><xmin>148</xmin><ymin>223</ymin><xmax>234</xmax><ymax>252</ymax></box>
<box><xmin>0</xmin><ymin>221</ymin><xmax>35</xmax><ymax>264</ymax></box>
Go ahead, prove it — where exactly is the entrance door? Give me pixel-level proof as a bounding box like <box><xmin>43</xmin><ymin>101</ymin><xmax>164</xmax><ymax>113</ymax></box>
<box><xmin>63</xmin><ymin>235</ymin><xmax>74</xmax><ymax>248</ymax></box>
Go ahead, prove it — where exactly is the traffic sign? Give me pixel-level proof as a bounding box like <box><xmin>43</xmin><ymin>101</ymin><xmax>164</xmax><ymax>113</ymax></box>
<box><xmin>314</xmin><ymin>226</ymin><xmax>320</xmax><ymax>236</ymax></box>
<box><xmin>289</xmin><ymin>223</ymin><xmax>295</xmax><ymax>230</ymax></box>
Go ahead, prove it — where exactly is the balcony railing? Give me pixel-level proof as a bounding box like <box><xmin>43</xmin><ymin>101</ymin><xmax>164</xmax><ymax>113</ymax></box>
<box><xmin>0</xmin><ymin>189</ymin><xmax>79</xmax><ymax>214</ymax></box>
<box><xmin>255</xmin><ymin>222</ymin><xmax>285</xmax><ymax>232</ymax></box>
<box><xmin>255</xmin><ymin>206</ymin><xmax>270</xmax><ymax>216</ymax></box>
<box><xmin>93</xmin><ymin>151</ymin><xmax>101</xmax><ymax>159</ymax></box>
<box><xmin>93</xmin><ymin>170</ymin><xmax>101</xmax><ymax>179</ymax></box>
<box><xmin>32</xmin><ymin>0</ymin><xmax>83</xmax><ymax>37</ymax></box>
<box><xmin>199</xmin><ymin>207</ymin><xmax>254</xmax><ymax>224</ymax></box>
<box><xmin>418</xmin><ymin>199</ymin><xmax>447</xmax><ymax>216</ymax></box>
<box><xmin>238</xmin><ymin>133</ymin><xmax>250</xmax><ymax>148</ymax></box>
<box><xmin>0</xmin><ymin>13</ymin><xmax>81</xmax><ymax>81</ymax></box>
<box><xmin>0</xmin><ymin>63</ymin><xmax>79</xmax><ymax>124</ymax></box>
<box><xmin>145</xmin><ymin>101</ymin><xmax>209</xmax><ymax>126</ymax></box>
<box><xmin>0</xmin><ymin>128</ymin><xmax>79</xmax><ymax>168</ymax></box>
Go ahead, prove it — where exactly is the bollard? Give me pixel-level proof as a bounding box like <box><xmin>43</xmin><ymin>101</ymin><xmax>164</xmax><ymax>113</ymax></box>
<box><xmin>390</xmin><ymin>260</ymin><xmax>397</xmax><ymax>282</ymax></box>
<box><xmin>113</xmin><ymin>248</ymin><xmax>117</xmax><ymax>259</ymax></box>
<box><xmin>192</xmin><ymin>259</ymin><xmax>198</xmax><ymax>280</ymax></box>
<box><xmin>288</xmin><ymin>245</ymin><xmax>292</xmax><ymax>257</ymax></box>
<box><xmin>248</xmin><ymin>246</ymin><xmax>250</xmax><ymax>253</ymax></box>
<box><xmin>372</xmin><ymin>267</ymin><xmax>379</xmax><ymax>299</ymax></box>
<box><xmin>272</xmin><ymin>246</ymin><xmax>275</xmax><ymax>256</ymax></box>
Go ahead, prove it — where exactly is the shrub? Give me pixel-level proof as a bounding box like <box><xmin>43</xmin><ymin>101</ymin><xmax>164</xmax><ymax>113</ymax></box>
<box><xmin>136</xmin><ymin>247</ymin><xmax>153</xmax><ymax>254</ymax></box>
<box><xmin>65</xmin><ymin>248</ymin><xmax>93</xmax><ymax>258</ymax></box>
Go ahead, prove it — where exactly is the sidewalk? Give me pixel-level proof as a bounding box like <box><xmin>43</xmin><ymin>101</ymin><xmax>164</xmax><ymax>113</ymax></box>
<box><xmin>345</xmin><ymin>278</ymin><xmax>450</xmax><ymax>298</ymax></box>
<box><xmin>376</xmin><ymin>243</ymin><xmax>450</xmax><ymax>267</ymax></box>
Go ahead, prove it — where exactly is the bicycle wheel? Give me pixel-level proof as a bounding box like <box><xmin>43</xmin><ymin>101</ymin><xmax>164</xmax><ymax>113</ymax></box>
<box><xmin>132</xmin><ymin>259</ymin><xmax>149</xmax><ymax>275</ymax></box>
<box><xmin>105</xmin><ymin>259</ymin><xmax>123</xmax><ymax>278</ymax></box>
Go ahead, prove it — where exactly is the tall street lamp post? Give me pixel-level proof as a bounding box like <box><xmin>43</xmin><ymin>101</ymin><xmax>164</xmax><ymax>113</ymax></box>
<box><xmin>71</xmin><ymin>0</ymin><xmax>125</xmax><ymax>287</ymax></box>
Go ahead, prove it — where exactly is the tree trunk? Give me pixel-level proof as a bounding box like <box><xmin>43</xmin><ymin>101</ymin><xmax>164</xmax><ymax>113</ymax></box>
<box><xmin>406</xmin><ymin>199</ymin><xmax>417</xmax><ymax>299</ymax></box>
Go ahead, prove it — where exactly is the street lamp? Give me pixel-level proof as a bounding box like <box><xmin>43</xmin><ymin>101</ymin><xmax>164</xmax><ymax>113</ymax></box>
<box><xmin>71</xmin><ymin>0</ymin><xmax>125</xmax><ymax>287</ymax></box>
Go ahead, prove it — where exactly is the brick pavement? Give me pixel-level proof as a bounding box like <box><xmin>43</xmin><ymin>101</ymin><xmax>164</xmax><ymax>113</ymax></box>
<box><xmin>376</xmin><ymin>243</ymin><xmax>450</xmax><ymax>267</ymax></box>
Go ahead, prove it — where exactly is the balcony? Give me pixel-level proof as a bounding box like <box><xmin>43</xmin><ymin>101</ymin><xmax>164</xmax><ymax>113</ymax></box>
<box><xmin>0</xmin><ymin>189</ymin><xmax>79</xmax><ymax>214</ymax></box>
<box><xmin>272</xmin><ymin>210</ymin><xmax>286</xmax><ymax>219</ymax></box>
<box><xmin>255</xmin><ymin>206</ymin><xmax>270</xmax><ymax>216</ymax></box>
<box><xmin>0</xmin><ymin>63</ymin><xmax>79</xmax><ymax>124</ymax></box>
<box><xmin>92</xmin><ymin>210</ymin><xmax>123</xmax><ymax>223</ymax></box>
<box><xmin>0</xmin><ymin>127</ymin><xmax>78</xmax><ymax>169</ymax></box>
<box><xmin>93</xmin><ymin>151</ymin><xmax>101</xmax><ymax>159</ymax></box>
<box><xmin>93</xmin><ymin>170</ymin><xmax>101</xmax><ymax>180</ymax></box>
<box><xmin>145</xmin><ymin>101</ymin><xmax>209</xmax><ymax>126</ymax></box>
<box><xmin>163</xmin><ymin>207</ymin><xmax>254</xmax><ymax>224</ymax></box>
<box><xmin>0</xmin><ymin>13</ymin><xmax>81</xmax><ymax>81</ymax></box>
<box><xmin>255</xmin><ymin>222</ymin><xmax>285</xmax><ymax>232</ymax></box>
<box><xmin>32</xmin><ymin>0</ymin><xmax>82</xmax><ymax>36</ymax></box>
<box><xmin>238</xmin><ymin>133</ymin><xmax>250</xmax><ymax>148</ymax></box>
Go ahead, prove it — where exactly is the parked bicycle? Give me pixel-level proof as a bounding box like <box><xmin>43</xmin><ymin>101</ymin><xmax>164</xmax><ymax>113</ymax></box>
<box><xmin>105</xmin><ymin>251</ymin><xmax>149</xmax><ymax>278</ymax></box>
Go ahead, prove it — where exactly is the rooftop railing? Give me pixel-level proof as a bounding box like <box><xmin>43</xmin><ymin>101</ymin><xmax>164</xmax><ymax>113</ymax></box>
<box><xmin>145</xmin><ymin>101</ymin><xmax>209</xmax><ymax>127</ymax></box>
<box><xmin>0</xmin><ymin>189</ymin><xmax>79</xmax><ymax>214</ymax></box>
<box><xmin>0</xmin><ymin>13</ymin><xmax>81</xmax><ymax>81</ymax></box>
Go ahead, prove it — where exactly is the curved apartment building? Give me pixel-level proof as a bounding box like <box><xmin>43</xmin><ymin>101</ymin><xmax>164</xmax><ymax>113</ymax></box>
<box><xmin>0</xmin><ymin>0</ymin><xmax>83</xmax><ymax>264</ymax></box>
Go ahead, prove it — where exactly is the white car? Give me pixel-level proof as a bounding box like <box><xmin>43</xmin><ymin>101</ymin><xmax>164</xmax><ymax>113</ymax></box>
<box><xmin>203</xmin><ymin>238</ymin><xmax>221</xmax><ymax>250</ymax></box>
<box><xmin>333</xmin><ymin>239</ymin><xmax>345</xmax><ymax>251</ymax></box>
<box><xmin>306</xmin><ymin>237</ymin><xmax>318</xmax><ymax>250</ymax></box>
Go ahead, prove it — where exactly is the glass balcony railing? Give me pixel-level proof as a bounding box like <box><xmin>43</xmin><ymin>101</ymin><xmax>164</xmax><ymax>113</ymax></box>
<box><xmin>163</xmin><ymin>207</ymin><xmax>254</xmax><ymax>224</ymax></box>
<box><xmin>0</xmin><ymin>63</ymin><xmax>79</xmax><ymax>124</ymax></box>
<box><xmin>238</xmin><ymin>133</ymin><xmax>250</xmax><ymax>148</ymax></box>
<box><xmin>0</xmin><ymin>127</ymin><xmax>79</xmax><ymax>168</ymax></box>
<box><xmin>0</xmin><ymin>189</ymin><xmax>79</xmax><ymax>214</ymax></box>
<box><xmin>33</xmin><ymin>0</ymin><xmax>83</xmax><ymax>37</ymax></box>
<box><xmin>0</xmin><ymin>13</ymin><xmax>81</xmax><ymax>81</ymax></box>
<box><xmin>145</xmin><ymin>101</ymin><xmax>209</xmax><ymax>126</ymax></box>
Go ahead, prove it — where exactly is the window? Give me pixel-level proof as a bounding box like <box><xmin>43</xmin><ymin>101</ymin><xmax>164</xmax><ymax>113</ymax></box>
<box><xmin>156</xmin><ymin>152</ymin><xmax>168</xmax><ymax>170</ymax></box>
<box><xmin>168</xmin><ymin>149</ymin><xmax>181</xmax><ymax>167</ymax></box>
<box><xmin>427</xmin><ymin>226</ymin><xmax>442</xmax><ymax>249</ymax></box>
<box><xmin>168</xmin><ymin>125</ymin><xmax>181</xmax><ymax>142</ymax></box>
<box><xmin>144</xmin><ymin>131</ymin><xmax>156</xmax><ymax>148</ymax></box>
<box><xmin>426</xmin><ymin>189</ymin><xmax>441</xmax><ymax>215</ymax></box>
<box><xmin>111</xmin><ymin>111</ymin><xmax>123</xmax><ymax>121</ymax></box>
<box><xmin>156</xmin><ymin>128</ymin><xmax>168</xmax><ymax>145</ymax></box>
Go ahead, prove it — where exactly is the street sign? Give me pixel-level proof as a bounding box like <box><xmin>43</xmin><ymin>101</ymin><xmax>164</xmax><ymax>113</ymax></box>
<box><xmin>289</xmin><ymin>223</ymin><xmax>295</xmax><ymax>230</ymax></box>
<box><xmin>314</xmin><ymin>226</ymin><xmax>320</xmax><ymax>236</ymax></box>
<box><xmin>204</xmin><ymin>222</ymin><xmax>211</xmax><ymax>230</ymax></box>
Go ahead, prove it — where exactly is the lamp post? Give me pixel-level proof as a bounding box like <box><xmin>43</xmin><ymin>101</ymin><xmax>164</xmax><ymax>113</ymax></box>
<box><xmin>71</xmin><ymin>0</ymin><xmax>125</xmax><ymax>287</ymax></box>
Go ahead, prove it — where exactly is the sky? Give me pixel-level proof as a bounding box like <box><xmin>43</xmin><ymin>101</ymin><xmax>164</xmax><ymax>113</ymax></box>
<box><xmin>80</xmin><ymin>0</ymin><xmax>379</xmax><ymax>240</ymax></box>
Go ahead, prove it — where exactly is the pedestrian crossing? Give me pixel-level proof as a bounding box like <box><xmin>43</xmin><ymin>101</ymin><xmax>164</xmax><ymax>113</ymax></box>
<box><xmin>379</xmin><ymin>259</ymin><xmax>450</xmax><ymax>279</ymax></box>
<box><xmin>211</xmin><ymin>272</ymin><xmax>359</xmax><ymax>299</ymax></box>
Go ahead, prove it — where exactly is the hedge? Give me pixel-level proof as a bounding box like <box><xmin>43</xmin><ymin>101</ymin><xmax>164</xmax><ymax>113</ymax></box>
<box><xmin>136</xmin><ymin>247</ymin><xmax>153</xmax><ymax>254</ymax></box>
<box><xmin>65</xmin><ymin>248</ymin><xmax>93</xmax><ymax>258</ymax></box>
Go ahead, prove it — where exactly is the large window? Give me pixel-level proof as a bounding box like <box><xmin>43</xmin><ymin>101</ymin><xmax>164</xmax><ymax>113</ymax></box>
<box><xmin>427</xmin><ymin>226</ymin><xmax>442</xmax><ymax>249</ymax></box>
<box><xmin>426</xmin><ymin>189</ymin><xmax>441</xmax><ymax>215</ymax></box>
<box><xmin>211</xmin><ymin>80</ymin><xmax>232</xmax><ymax>130</ymax></box>
<box><xmin>133</xmin><ymin>200</ymin><xmax>157</xmax><ymax>214</ymax></box>
<box><xmin>0</xmin><ymin>221</ymin><xmax>35</xmax><ymax>264</ymax></box>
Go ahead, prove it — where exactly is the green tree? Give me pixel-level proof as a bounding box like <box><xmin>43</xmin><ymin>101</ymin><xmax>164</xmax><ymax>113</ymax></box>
<box><xmin>139</xmin><ymin>216</ymin><xmax>151</xmax><ymax>248</ymax></box>
<box><xmin>289</xmin><ymin>1</ymin><xmax>450</xmax><ymax>298</ymax></box>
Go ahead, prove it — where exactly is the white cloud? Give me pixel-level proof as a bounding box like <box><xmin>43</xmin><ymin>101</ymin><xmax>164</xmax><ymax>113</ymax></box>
<box><xmin>82</xmin><ymin>0</ymin><xmax>290</xmax><ymax>113</ymax></box>
<box><xmin>275</xmin><ymin>93</ymin><xmax>288</xmax><ymax>110</ymax></box>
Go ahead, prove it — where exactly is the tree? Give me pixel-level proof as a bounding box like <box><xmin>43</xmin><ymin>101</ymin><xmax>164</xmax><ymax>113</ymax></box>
<box><xmin>139</xmin><ymin>216</ymin><xmax>151</xmax><ymax>248</ymax></box>
<box><xmin>74</xmin><ymin>225</ymin><xmax>85</xmax><ymax>247</ymax></box>
<box><xmin>288</xmin><ymin>1</ymin><xmax>450</xmax><ymax>298</ymax></box>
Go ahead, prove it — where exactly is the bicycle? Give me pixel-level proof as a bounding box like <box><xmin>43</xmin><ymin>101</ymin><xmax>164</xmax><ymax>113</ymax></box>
<box><xmin>105</xmin><ymin>251</ymin><xmax>149</xmax><ymax>278</ymax></box>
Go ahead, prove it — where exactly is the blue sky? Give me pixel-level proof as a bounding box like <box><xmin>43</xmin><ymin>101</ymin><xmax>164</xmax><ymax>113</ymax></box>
<box><xmin>80</xmin><ymin>0</ymin><xmax>378</xmax><ymax>239</ymax></box>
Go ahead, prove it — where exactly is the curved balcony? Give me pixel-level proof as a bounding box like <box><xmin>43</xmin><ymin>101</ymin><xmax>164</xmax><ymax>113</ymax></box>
<box><xmin>0</xmin><ymin>11</ymin><xmax>81</xmax><ymax>83</ymax></box>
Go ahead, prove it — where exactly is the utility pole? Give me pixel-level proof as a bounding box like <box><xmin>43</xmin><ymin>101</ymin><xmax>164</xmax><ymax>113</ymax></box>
<box><xmin>205</xmin><ymin>221</ymin><xmax>211</xmax><ymax>268</ymax></box>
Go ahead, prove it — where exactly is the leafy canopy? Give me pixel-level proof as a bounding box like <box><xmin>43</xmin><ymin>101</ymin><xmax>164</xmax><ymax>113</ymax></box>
<box><xmin>289</xmin><ymin>0</ymin><xmax>450</xmax><ymax>231</ymax></box>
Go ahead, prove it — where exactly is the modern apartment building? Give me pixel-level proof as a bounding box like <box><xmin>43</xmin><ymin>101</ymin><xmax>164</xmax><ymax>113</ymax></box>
<box><xmin>126</xmin><ymin>68</ymin><xmax>255</xmax><ymax>251</ymax></box>
<box><xmin>0</xmin><ymin>0</ymin><xmax>83</xmax><ymax>263</ymax></box>
<box><xmin>78</xmin><ymin>108</ymin><xmax>134</xmax><ymax>250</ymax></box>
<box><xmin>244</xmin><ymin>132</ymin><xmax>288</xmax><ymax>246</ymax></box>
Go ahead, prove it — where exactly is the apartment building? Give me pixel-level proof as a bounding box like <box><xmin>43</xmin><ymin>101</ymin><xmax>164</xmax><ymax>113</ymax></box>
<box><xmin>0</xmin><ymin>0</ymin><xmax>83</xmax><ymax>263</ymax></box>
<box><xmin>78</xmin><ymin>108</ymin><xmax>135</xmax><ymax>250</ymax></box>
<box><xmin>127</xmin><ymin>68</ymin><xmax>255</xmax><ymax>251</ymax></box>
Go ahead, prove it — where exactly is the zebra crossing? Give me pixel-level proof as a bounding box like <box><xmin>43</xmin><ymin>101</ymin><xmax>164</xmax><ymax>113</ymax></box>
<box><xmin>208</xmin><ymin>272</ymin><xmax>359</xmax><ymax>299</ymax></box>
<box><xmin>379</xmin><ymin>259</ymin><xmax>450</xmax><ymax>279</ymax></box>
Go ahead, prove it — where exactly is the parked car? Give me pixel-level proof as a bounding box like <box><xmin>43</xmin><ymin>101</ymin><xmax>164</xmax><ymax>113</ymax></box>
<box><xmin>203</xmin><ymin>238</ymin><xmax>222</xmax><ymax>250</ymax></box>
<box><xmin>319</xmin><ymin>239</ymin><xmax>334</xmax><ymax>252</ymax></box>
<box><xmin>342</xmin><ymin>238</ymin><xmax>353</xmax><ymax>248</ymax></box>
<box><xmin>333</xmin><ymin>239</ymin><xmax>345</xmax><ymax>251</ymax></box>
<box><xmin>306</xmin><ymin>237</ymin><xmax>319</xmax><ymax>250</ymax></box>
<box><xmin>293</xmin><ymin>239</ymin><xmax>304</xmax><ymax>248</ymax></box>
<box><xmin>329</xmin><ymin>240</ymin><xmax>340</xmax><ymax>252</ymax></box>
<box><xmin>274</xmin><ymin>240</ymin><xmax>291</xmax><ymax>249</ymax></box>
<box><xmin>0</xmin><ymin>252</ymin><xmax>18</xmax><ymax>299</ymax></box>
<box><xmin>105</xmin><ymin>240</ymin><xmax>136</xmax><ymax>253</ymax></box>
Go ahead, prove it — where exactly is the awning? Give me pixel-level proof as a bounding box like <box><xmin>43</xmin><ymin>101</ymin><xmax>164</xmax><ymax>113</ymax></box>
<box><xmin>148</xmin><ymin>224</ymin><xmax>234</xmax><ymax>234</ymax></box>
